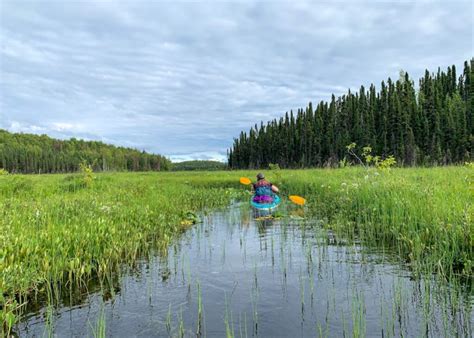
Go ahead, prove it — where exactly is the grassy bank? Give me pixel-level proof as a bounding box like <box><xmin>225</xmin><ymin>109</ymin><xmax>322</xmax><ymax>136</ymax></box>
<box><xmin>276</xmin><ymin>167</ymin><xmax>473</xmax><ymax>277</ymax></box>
<box><xmin>0</xmin><ymin>172</ymin><xmax>244</xmax><ymax>334</ymax></box>
<box><xmin>1</xmin><ymin>167</ymin><xmax>472</xmax><ymax>334</ymax></box>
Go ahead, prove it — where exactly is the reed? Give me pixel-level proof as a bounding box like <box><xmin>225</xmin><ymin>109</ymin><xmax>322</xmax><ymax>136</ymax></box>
<box><xmin>280</xmin><ymin>166</ymin><xmax>472</xmax><ymax>277</ymax></box>
<box><xmin>0</xmin><ymin>171</ymin><xmax>245</xmax><ymax>333</ymax></box>
<box><xmin>91</xmin><ymin>306</ymin><xmax>106</xmax><ymax>338</ymax></box>
<box><xmin>196</xmin><ymin>280</ymin><xmax>203</xmax><ymax>336</ymax></box>
<box><xmin>1</xmin><ymin>167</ymin><xmax>471</xmax><ymax>333</ymax></box>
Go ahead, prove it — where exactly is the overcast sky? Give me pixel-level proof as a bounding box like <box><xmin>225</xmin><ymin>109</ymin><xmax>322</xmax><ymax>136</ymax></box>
<box><xmin>1</xmin><ymin>0</ymin><xmax>472</xmax><ymax>162</ymax></box>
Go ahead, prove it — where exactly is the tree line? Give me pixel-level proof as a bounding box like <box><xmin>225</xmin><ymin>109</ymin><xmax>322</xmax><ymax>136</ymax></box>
<box><xmin>228</xmin><ymin>59</ymin><xmax>473</xmax><ymax>168</ymax></box>
<box><xmin>0</xmin><ymin>129</ymin><xmax>171</xmax><ymax>173</ymax></box>
<box><xmin>171</xmin><ymin>160</ymin><xmax>227</xmax><ymax>171</ymax></box>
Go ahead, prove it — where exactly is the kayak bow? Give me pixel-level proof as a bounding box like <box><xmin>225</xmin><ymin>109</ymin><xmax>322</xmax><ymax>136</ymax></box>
<box><xmin>250</xmin><ymin>195</ymin><xmax>281</xmax><ymax>213</ymax></box>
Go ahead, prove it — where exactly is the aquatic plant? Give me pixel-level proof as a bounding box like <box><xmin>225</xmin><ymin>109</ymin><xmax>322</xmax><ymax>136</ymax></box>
<box><xmin>165</xmin><ymin>303</ymin><xmax>172</xmax><ymax>333</ymax></box>
<box><xmin>196</xmin><ymin>281</ymin><xmax>203</xmax><ymax>336</ymax></box>
<box><xmin>0</xmin><ymin>171</ymin><xmax>245</xmax><ymax>333</ymax></box>
<box><xmin>279</xmin><ymin>167</ymin><xmax>473</xmax><ymax>277</ymax></box>
<box><xmin>1</xmin><ymin>167</ymin><xmax>472</xmax><ymax>334</ymax></box>
<box><xmin>90</xmin><ymin>306</ymin><xmax>106</xmax><ymax>338</ymax></box>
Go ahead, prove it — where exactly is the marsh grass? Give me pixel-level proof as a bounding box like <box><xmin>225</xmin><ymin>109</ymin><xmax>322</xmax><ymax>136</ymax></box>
<box><xmin>0</xmin><ymin>171</ymin><xmax>245</xmax><ymax>333</ymax></box>
<box><xmin>165</xmin><ymin>303</ymin><xmax>172</xmax><ymax>334</ymax></box>
<box><xmin>196</xmin><ymin>280</ymin><xmax>203</xmax><ymax>336</ymax></box>
<box><xmin>351</xmin><ymin>290</ymin><xmax>366</xmax><ymax>338</ymax></box>
<box><xmin>90</xmin><ymin>305</ymin><xmax>106</xmax><ymax>338</ymax></box>
<box><xmin>1</xmin><ymin>167</ymin><xmax>472</xmax><ymax>333</ymax></box>
<box><xmin>279</xmin><ymin>166</ymin><xmax>473</xmax><ymax>277</ymax></box>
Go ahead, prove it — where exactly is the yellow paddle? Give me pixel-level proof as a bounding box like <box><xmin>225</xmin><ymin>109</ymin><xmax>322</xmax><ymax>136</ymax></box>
<box><xmin>289</xmin><ymin>195</ymin><xmax>306</xmax><ymax>206</ymax></box>
<box><xmin>239</xmin><ymin>177</ymin><xmax>306</xmax><ymax>206</ymax></box>
<box><xmin>240</xmin><ymin>177</ymin><xmax>252</xmax><ymax>185</ymax></box>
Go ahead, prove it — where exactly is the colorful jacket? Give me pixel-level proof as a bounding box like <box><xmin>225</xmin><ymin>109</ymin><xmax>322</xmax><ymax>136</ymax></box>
<box><xmin>253</xmin><ymin>179</ymin><xmax>273</xmax><ymax>197</ymax></box>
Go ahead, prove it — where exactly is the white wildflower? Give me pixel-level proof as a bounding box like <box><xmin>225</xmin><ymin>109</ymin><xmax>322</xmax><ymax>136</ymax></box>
<box><xmin>100</xmin><ymin>205</ymin><xmax>111</xmax><ymax>213</ymax></box>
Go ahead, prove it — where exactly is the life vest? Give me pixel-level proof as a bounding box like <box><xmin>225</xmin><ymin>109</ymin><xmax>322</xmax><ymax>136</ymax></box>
<box><xmin>253</xmin><ymin>179</ymin><xmax>273</xmax><ymax>197</ymax></box>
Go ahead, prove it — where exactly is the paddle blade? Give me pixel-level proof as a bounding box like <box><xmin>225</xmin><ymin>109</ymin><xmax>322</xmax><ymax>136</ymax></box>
<box><xmin>240</xmin><ymin>177</ymin><xmax>252</xmax><ymax>185</ymax></box>
<box><xmin>289</xmin><ymin>195</ymin><xmax>306</xmax><ymax>206</ymax></box>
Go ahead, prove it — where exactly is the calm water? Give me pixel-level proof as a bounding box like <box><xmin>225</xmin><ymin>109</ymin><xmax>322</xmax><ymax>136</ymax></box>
<box><xmin>17</xmin><ymin>205</ymin><xmax>473</xmax><ymax>337</ymax></box>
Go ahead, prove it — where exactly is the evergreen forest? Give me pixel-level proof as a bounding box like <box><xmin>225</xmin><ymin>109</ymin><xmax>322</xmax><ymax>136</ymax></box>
<box><xmin>229</xmin><ymin>59</ymin><xmax>473</xmax><ymax>168</ymax></box>
<box><xmin>0</xmin><ymin>129</ymin><xmax>171</xmax><ymax>173</ymax></box>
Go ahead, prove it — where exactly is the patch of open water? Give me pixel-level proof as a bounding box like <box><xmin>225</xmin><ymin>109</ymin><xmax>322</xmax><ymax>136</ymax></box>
<box><xmin>17</xmin><ymin>205</ymin><xmax>473</xmax><ymax>337</ymax></box>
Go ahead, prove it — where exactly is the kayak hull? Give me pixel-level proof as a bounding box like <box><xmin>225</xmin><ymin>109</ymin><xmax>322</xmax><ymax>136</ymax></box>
<box><xmin>250</xmin><ymin>195</ymin><xmax>281</xmax><ymax>217</ymax></box>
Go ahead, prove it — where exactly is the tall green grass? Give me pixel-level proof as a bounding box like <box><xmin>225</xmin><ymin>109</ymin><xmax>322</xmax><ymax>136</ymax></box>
<box><xmin>0</xmin><ymin>171</ymin><xmax>244</xmax><ymax>335</ymax></box>
<box><xmin>276</xmin><ymin>166</ymin><xmax>473</xmax><ymax>277</ymax></box>
<box><xmin>0</xmin><ymin>167</ymin><xmax>472</xmax><ymax>334</ymax></box>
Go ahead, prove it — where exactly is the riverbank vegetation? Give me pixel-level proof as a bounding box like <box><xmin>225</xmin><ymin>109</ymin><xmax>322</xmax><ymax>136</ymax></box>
<box><xmin>1</xmin><ymin>166</ymin><xmax>472</xmax><ymax>334</ymax></box>
<box><xmin>0</xmin><ymin>172</ymin><xmax>243</xmax><ymax>334</ymax></box>
<box><xmin>279</xmin><ymin>166</ymin><xmax>473</xmax><ymax>277</ymax></box>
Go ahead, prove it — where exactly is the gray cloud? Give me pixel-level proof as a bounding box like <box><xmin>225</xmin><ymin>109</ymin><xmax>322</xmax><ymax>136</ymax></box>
<box><xmin>1</xmin><ymin>0</ymin><xmax>472</xmax><ymax>162</ymax></box>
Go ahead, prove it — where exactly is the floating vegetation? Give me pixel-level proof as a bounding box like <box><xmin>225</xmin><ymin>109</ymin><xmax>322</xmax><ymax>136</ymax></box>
<box><xmin>0</xmin><ymin>172</ymin><xmax>245</xmax><ymax>335</ymax></box>
<box><xmin>1</xmin><ymin>168</ymin><xmax>472</xmax><ymax>336</ymax></box>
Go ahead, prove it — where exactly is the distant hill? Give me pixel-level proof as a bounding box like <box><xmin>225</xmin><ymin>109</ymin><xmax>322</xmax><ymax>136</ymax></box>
<box><xmin>171</xmin><ymin>160</ymin><xmax>227</xmax><ymax>171</ymax></box>
<box><xmin>0</xmin><ymin>129</ymin><xmax>171</xmax><ymax>173</ymax></box>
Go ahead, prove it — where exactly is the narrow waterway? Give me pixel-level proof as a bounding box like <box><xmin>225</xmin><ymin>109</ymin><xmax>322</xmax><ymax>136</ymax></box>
<box><xmin>17</xmin><ymin>205</ymin><xmax>473</xmax><ymax>337</ymax></box>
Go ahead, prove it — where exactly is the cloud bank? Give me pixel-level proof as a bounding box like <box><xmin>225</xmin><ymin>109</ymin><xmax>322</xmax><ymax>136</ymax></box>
<box><xmin>1</xmin><ymin>0</ymin><xmax>472</xmax><ymax>162</ymax></box>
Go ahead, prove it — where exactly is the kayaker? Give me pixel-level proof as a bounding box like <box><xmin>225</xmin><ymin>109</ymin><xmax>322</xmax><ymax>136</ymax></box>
<box><xmin>252</xmin><ymin>173</ymin><xmax>279</xmax><ymax>204</ymax></box>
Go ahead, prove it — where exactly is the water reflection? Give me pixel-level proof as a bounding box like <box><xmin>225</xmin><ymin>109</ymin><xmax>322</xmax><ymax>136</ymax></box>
<box><xmin>17</xmin><ymin>205</ymin><xmax>473</xmax><ymax>337</ymax></box>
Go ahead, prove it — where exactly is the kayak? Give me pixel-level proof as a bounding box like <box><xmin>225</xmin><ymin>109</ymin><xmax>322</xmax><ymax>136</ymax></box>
<box><xmin>250</xmin><ymin>195</ymin><xmax>281</xmax><ymax>217</ymax></box>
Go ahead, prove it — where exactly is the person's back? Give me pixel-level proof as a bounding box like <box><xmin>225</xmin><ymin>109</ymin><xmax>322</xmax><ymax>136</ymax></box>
<box><xmin>252</xmin><ymin>173</ymin><xmax>279</xmax><ymax>203</ymax></box>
